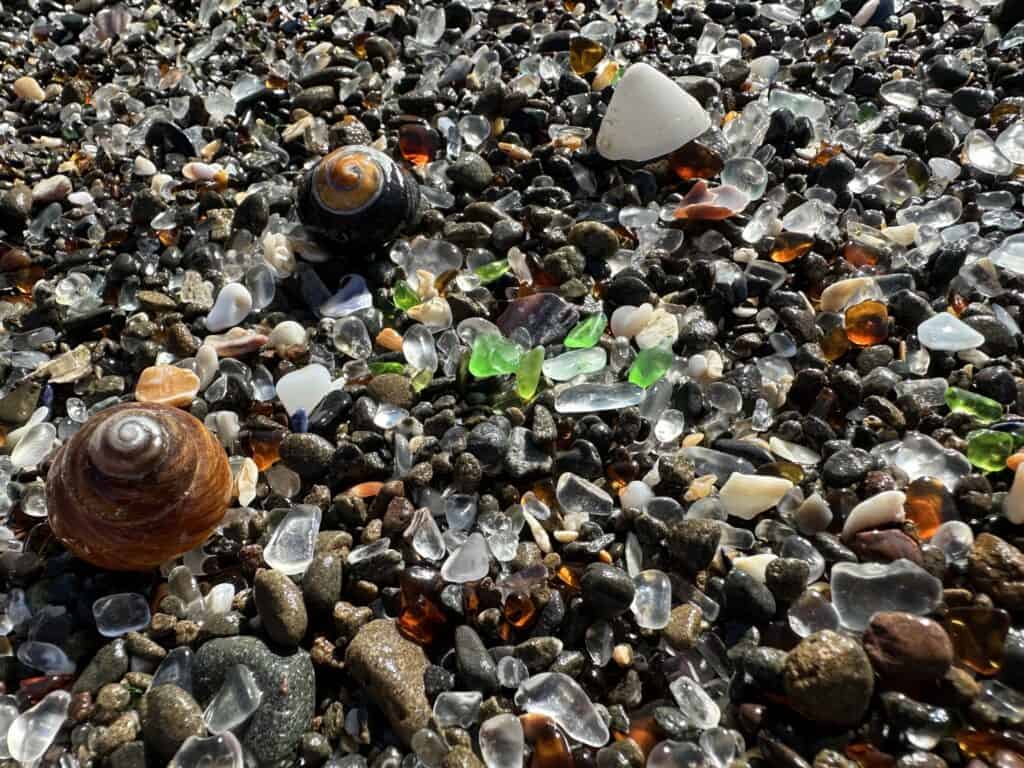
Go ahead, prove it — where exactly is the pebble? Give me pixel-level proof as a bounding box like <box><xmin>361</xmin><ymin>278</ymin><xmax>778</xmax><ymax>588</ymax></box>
<box><xmin>193</xmin><ymin>636</ymin><xmax>314</xmax><ymax>765</ymax></box>
<box><xmin>254</xmin><ymin>569</ymin><xmax>308</xmax><ymax>647</ymax></box>
<box><xmin>581</xmin><ymin>563</ymin><xmax>636</xmax><ymax>618</ymax></box>
<box><xmin>968</xmin><ymin>534</ymin><xmax>1024</xmax><ymax>610</ymax></box>
<box><xmin>863</xmin><ymin>612</ymin><xmax>954</xmax><ymax>684</ymax></box>
<box><xmin>128</xmin><ymin>688</ymin><xmax>195</xmax><ymax>761</ymax></box>
<box><xmin>783</xmin><ymin>631</ymin><xmax>875</xmax><ymax>726</ymax></box>
<box><xmin>13</xmin><ymin>76</ymin><xmax>45</xmax><ymax>101</ymax></box>
<box><xmin>344</xmin><ymin>620</ymin><xmax>431</xmax><ymax>745</ymax></box>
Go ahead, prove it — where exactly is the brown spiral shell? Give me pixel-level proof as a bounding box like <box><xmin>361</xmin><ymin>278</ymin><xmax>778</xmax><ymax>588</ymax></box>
<box><xmin>46</xmin><ymin>402</ymin><xmax>232</xmax><ymax>571</ymax></box>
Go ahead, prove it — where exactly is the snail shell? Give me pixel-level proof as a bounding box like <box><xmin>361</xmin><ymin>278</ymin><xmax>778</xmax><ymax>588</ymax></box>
<box><xmin>46</xmin><ymin>402</ymin><xmax>232</xmax><ymax>571</ymax></box>
<box><xmin>297</xmin><ymin>145</ymin><xmax>421</xmax><ymax>247</ymax></box>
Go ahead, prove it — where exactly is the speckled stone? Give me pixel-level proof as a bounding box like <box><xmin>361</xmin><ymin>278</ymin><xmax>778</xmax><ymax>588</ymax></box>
<box><xmin>193</xmin><ymin>636</ymin><xmax>315</xmax><ymax>765</ymax></box>
<box><xmin>72</xmin><ymin>639</ymin><xmax>129</xmax><ymax>694</ymax></box>
<box><xmin>344</xmin><ymin>619</ymin><xmax>431</xmax><ymax>745</ymax></box>
<box><xmin>254</xmin><ymin>568</ymin><xmax>308</xmax><ymax>647</ymax></box>
<box><xmin>139</xmin><ymin>685</ymin><xmax>204</xmax><ymax>759</ymax></box>
<box><xmin>783</xmin><ymin>630</ymin><xmax>875</xmax><ymax>726</ymax></box>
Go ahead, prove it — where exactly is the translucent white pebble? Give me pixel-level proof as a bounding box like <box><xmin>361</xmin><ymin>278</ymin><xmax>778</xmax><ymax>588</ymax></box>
<box><xmin>206</xmin><ymin>283</ymin><xmax>252</xmax><ymax>333</ymax></box>
<box><xmin>636</xmin><ymin>310</ymin><xmax>680</xmax><ymax>350</ymax></box>
<box><xmin>263</xmin><ymin>504</ymin><xmax>321</xmax><ymax>576</ymax></box>
<box><xmin>134</xmin><ymin>156</ymin><xmax>157</xmax><ymax>176</ymax></box>
<box><xmin>669</xmin><ymin>676</ymin><xmax>720</xmax><ymax>729</ymax></box>
<box><xmin>441</xmin><ymin>532</ymin><xmax>490</xmax><ymax>583</ymax></box>
<box><xmin>621</xmin><ymin>481</ymin><xmax>654</xmax><ymax>512</ymax></box>
<box><xmin>917</xmin><ymin>313</ymin><xmax>985</xmax><ymax>352</ymax></box>
<box><xmin>10</xmin><ymin>422</ymin><xmax>56</xmax><ymax>469</ymax></box>
<box><xmin>841</xmin><ymin>490</ymin><xmax>906</xmax><ymax>540</ymax></box>
<box><xmin>93</xmin><ymin>592</ymin><xmax>152</xmax><ymax>637</ymax></box>
<box><xmin>701</xmin><ymin>728</ymin><xmax>744</xmax><ymax>768</ymax></box>
<box><xmin>515</xmin><ymin>672</ymin><xmax>610</xmax><ymax>747</ymax></box>
<box><xmin>718</xmin><ymin>473</ymin><xmax>792</xmax><ymax>520</ymax></box>
<box><xmin>480</xmin><ymin>714</ymin><xmax>524</xmax><ymax>768</ymax></box>
<box><xmin>611</xmin><ymin>303</ymin><xmax>654</xmax><ymax>338</ymax></box>
<box><xmin>631</xmin><ymin>570</ymin><xmax>672</xmax><ymax>629</ymax></box>
<box><xmin>543</xmin><ymin>348</ymin><xmax>608</xmax><ymax>381</ymax></box>
<box><xmin>0</xmin><ymin>695</ymin><xmax>18</xmax><ymax>759</ymax></box>
<box><xmin>596</xmin><ymin>63</ymin><xmax>711</xmax><ymax>162</ymax></box>
<box><xmin>931</xmin><ymin>520</ymin><xmax>974</xmax><ymax>567</ymax></box>
<box><xmin>554</xmin><ymin>383</ymin><xmax>646</xmax><ymax>413</ymax></box>
<box><xmin>17</xmin><ymin>641</ymin><xmax>75</xmax><ymax>674</ymax></box>
<box><xmin>267</xmin><ymin>320</ymin><xmax>306</xmax><ymax>353</ymax></box>
<box><xmin>169</xmin><ymin>732</ymin><xmax>244</xmax><ymax>768</ymax></box>
<box><xmin>433</xmin><ymin>691</ymin><xmax>482</xmax><ymax>728</ymax></box>
<box><xmin>404</xmin><ymin>324</ymin><xmax>439</xmax><ymax>372</ymax></box>
<box><xmin>276</xmin><ymin>364</ymin><xmax>334</xmax><ymax>417</ymax></box>
<box><xmin>203</xmin><ymin>664</ymin><xmax>263</xmax><ymax>734</ymax></box>
<box><xmin>7</xmin><ymin>690</ymin><xmax>70</xmax><ymax>765</ymax></box>
<box><xmin>235</xmin><ymin>458</ymin><xmax>258</xmax><ymax>506</ymax></box>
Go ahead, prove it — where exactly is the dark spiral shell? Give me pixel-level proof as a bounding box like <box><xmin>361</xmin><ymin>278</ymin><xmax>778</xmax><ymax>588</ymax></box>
<box><xmin>297</xmin><ymin>145</ymin><xmax>421</xmax><ymax>247</ymax></box>
<box><xmin>46</xmin><ymin>402</ymin><xmax>232</xmax><ymax>571</ymax></box>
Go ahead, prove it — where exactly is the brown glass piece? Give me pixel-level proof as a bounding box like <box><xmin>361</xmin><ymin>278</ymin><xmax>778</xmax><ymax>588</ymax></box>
<box><xmin>397</xmin><ymin>593</ymin><xmax>447</xmax><ymax>645</ymax></box>
<box><xmin>521</xmin><ymin>714</ymin><xmax>574</xmax><ymax>768</ymax></box>
<box><xmin>399</xmin><ymin>124</ymin><xmax>439</xmax><ymax>167</ymax></box>
<box><xmin>505</xmin><ymin>593</ymin><xmax>537</xmax><ymax>629</ymax></box>
<box><xmin>669</xmin><ymin>142</ymin><xmax>724</xmax><ymax>181</ymax></box>
<box><xmin>246</xmin><ymin>429</ymin><xmax>282</xmax><ymax>471</ymax></box>
<box><xmin>569</xmin><ymin>37</ymin><xmax>605</xmax><ymax>75</ymax></box>
<box><xmin>46</xmin><ymin>402</ymin><xmax>232</xmax><ymax>571</ymax></box>
<box><xmin>943</xmin><ymin>606</ymin><xmax>1010</xmax><ymax>677</ymax></box>
<box><xmin>904</xmin><ymin>477</ymin><xmax>956</xmax><ymax>540</ymax></box>
<box><xmin>770</xmin><ymin>232</ymin><xmax>813</xmax><ymax>264</ymax></box>
<box><xmin>821</xmin><ymin>326</ymin><xmax>850</xmax><ymax>361</ymax></box>
<box><xmin>844</xmin><ymin>242</ymin><xmax>881</xmax><ymax>267</ymax></box>
<box><xmin>845</xmin><ymin>300</ymin><xmax>889</xmax><ymax>346</ymax></box>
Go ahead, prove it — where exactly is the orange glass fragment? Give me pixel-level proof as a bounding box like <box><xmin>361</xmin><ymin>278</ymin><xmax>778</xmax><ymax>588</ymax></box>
<box><xmin>770</xmin><ymin>232</ymin><xmax>814</xmax><ymax>264</ymax></box>
<box><xmin>845</xmin><ymin>300</ymin><xmax>889</xmax><ymax>346</ymax></box>
<box><xmin>943</xmin><ymin>606</ymin><xmax>1010</xmax><ymax>677</ymax></box>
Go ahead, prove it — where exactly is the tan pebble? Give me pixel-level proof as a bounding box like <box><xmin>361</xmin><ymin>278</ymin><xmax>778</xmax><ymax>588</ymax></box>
<box><xmin>135</xmin><ymin>365</ymin><xmax>200</xmax><ymax>407</ymax></box>
<box><xmin>13</xmin><ymin>76</ymin><xmax>45</xmax><ymax>102</ymax></box>
<box><xmin>377</xmin><ymin>327</ymin><xmax>404</xmax><ymax>352</ymax></box>
<box><xmin>553</xmin><ymin>530</ymin><xmax>578</xmax><ymax>544</ymax></box>
<box><xmin>612</xmin><ymin>643</ymin><xmax>633</xmax><ymax>666</ymax></box>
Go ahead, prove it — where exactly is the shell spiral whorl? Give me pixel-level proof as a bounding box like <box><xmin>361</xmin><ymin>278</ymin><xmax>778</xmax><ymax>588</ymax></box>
<box><xmin>88</xmin><ymin>412</ymin><xmax>166</xmax><ymax>480</ymax></box>
<box><xmin>47</xmin><ymin>402</ymin><xmax>232</xmax><ymax>571</ymax></box>
<box><xmin>297</xmin><ymin>144</ymin><xmax>421</xmax><ymax>248</ymax></box>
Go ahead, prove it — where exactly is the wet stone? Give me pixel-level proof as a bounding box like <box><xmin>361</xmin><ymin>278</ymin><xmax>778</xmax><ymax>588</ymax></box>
<box><xmin>783</xmin><ymin>631</ymin><xmax>875</xmax><ymax>726</ymax></box>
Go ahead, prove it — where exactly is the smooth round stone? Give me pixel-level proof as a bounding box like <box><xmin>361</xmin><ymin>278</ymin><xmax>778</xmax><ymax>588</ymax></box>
<box><xmin>93</xmin><ymin>593</ymin><xmax>152</xmax><ymax>638</ymax></box>
<box><xmin>862</xmin><ymin>612</ymin><xmax>954</xmax><ymax>684</ymax></box>
<box><xmin>596</xmin><ymin>63</ymin><xmax>711</xmax><ymax>162</ymax></box>
<box><xmin>782</xmin><ymin>631</ymin><xmax>874</xmax><ymax>726</ymax></box>
<box><xmin>581</xmin><ymin>564</ymin><xmax>636</xmax><ymax>619</ymax></box>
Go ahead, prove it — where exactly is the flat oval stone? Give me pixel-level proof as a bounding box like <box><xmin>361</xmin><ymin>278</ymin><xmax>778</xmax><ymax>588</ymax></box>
<box><xmin>135</xmin><ymin>365</ymin><xmax>201</xmax><ymax>407</ymax></box>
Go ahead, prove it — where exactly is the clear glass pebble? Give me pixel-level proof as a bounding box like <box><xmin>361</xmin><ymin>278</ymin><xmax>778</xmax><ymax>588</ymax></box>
<box><xmin>169</xmin><ymin>732</ymin><xmax>244</xmax><ymax>768</ymax></box>
<box><xmin>788</xmin><ymin>590</ymin><xmax>840</xmax><ymax>637</ymax></box>
<box><xmin>631</xmin><ymin>570</ymin><xmax>671</xmax><ymax>629</ymax></box>
<box><xmin>263</xmin><ymin>505</ymin><xmax>321</xmax><ymax>576</ymax></box>
<box><xmin>647</xmin><ymin>740</ymin><xmax>707</xmax><ymax>768</ymax></box>
<box><xmin>10</xmin><ymin>423</ymin><xmax>57</xmax><ymax>470</ymax></box>
<box><xmin>203</xmin><ymin>664</ymin><xmax>263</xmax><ymax>734</ymax></box>
<box><xmin>93</xmin><ymin>593</ymin><xmax>151</xmax><ymax>637</ymax></box>
<box><xmin>721</xmin><ymin>158</ymin><xmax>768</xmax><ymax>201</ymax></box>
<box><xmin>917</xmin><ymin>313</ymin><xmax>985</xmax><ymax>352</ymax></box>
<box><xmin>7</xmin><ymin>690</ymin><xmax>70</xmax><ymax>765</ymax></box>
<box><xmin>542</xmin><ymin>348</ymin><xmax>607</xmax><ymax>381</ymax></box>
<box><xmin>17</xmin><ymin>641</ymin><xmax>75</xmax><ymax>675</ymax></box>
<box><xmin>514</xmin><ymin>672</ymin><xmax>610</xmax><ymax>747</ymax></box>
<box><xmin>669</xmin><ymin>676</ymin><xmax>720</xmax><ymax>729</ymax></box>
<box><xmin>831</xmin><ymin>559</ymin><xmax>943</xmax><ymax>631</ymax></box>
<box><xmin>440</xmin><ymin>532</ymin><xmax>490</xmax><ymax>583</ymax></box>
<box><xmin>151</xmin><ymin>648</ymin><xmax>195</xmax><ymax>692</ymax></box>
<box><xmin>480</xmin><ymin>714</ymin><xmax>524</xmax><ymax>768</ymax></box>
<box><xmin>433</xmin><ymin>691</ymin><xmax>482</xmax><ymax>728</ymax></box>
<box><xmin>930</xmin><ymin>520</ymin><xmax>973</xmax><ymax>567</ymax></box>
